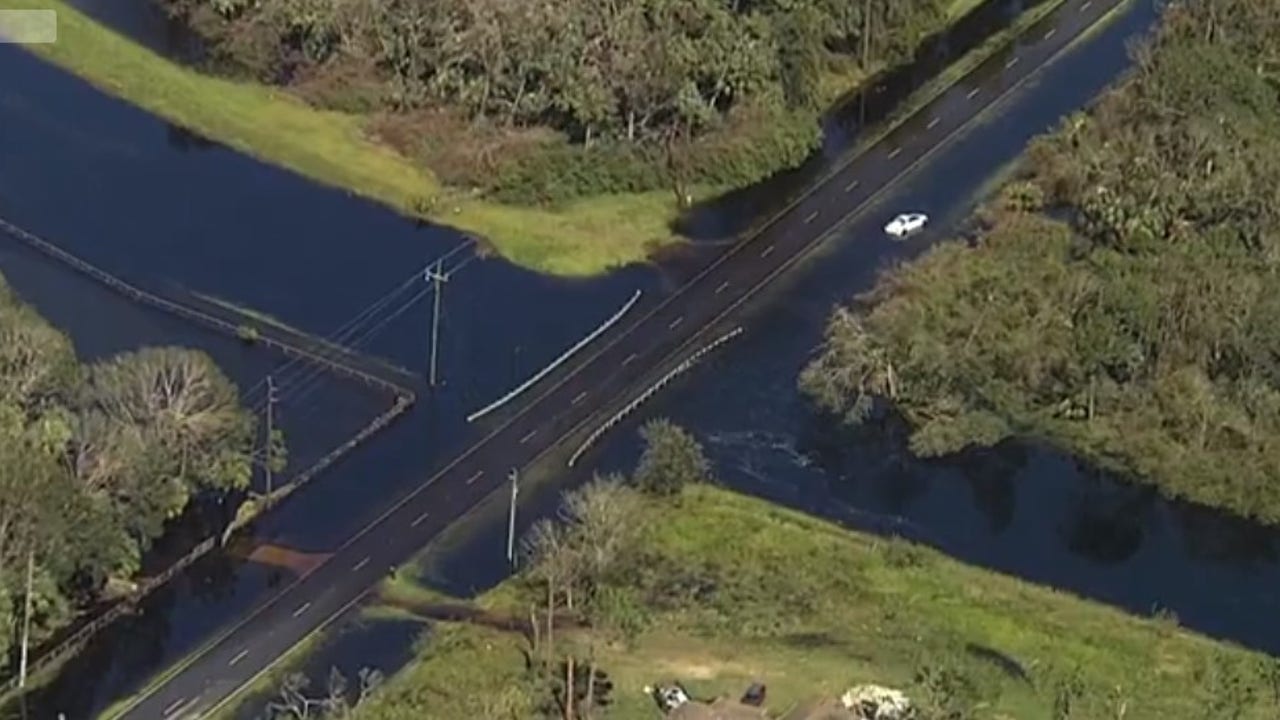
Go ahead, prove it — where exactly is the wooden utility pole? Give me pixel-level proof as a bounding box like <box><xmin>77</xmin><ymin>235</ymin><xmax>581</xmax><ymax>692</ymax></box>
<box><xmin>506</xmin><ymin>468</ymin><xmax>519</xmax><ymax>565</ymax></box>
<box><xmin>18</xmin><ymin>548</ymin><xmax>33</xmax><ymax>689</ymax></box>
<box><xmin>426</xmin><ymin>260</ymin><xmax>449</xmax><ymax>387</ymax></box>
<box><xmin>265</xmin><ymin>374</ymin><xmax>277</xmax><ymax>497</ymax></box>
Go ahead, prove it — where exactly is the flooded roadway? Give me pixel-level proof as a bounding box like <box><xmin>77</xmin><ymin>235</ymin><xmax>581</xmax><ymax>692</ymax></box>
<box><xmin>6</xmin><ymin>0</ymin><xmax>1280</xmax><ymax>716</ymax></box>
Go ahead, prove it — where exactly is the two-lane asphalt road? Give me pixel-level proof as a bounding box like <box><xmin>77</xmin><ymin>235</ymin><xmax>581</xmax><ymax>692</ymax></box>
<box><xmin>110</xmin><ymin>0</ymin><xmax>1126</xmax><ymax>716</ymax></box>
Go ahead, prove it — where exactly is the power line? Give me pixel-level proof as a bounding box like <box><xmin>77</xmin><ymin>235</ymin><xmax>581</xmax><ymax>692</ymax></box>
<box><xmin>241</xmin><ymin>273</ymin><xmax>419</xmax><ymax>405</ymax></box>
<box><xmin>273</xmin><ymin>252</ymin><xmax>479</xmax><ymax>409</ymax></box>
<box><xmin>273</xmin><ymin>282</ymin><xmax>434</xmax><ymax>405</ymax></box>
<box><xmin>241</xmin><ymin>240</ymin><xmax>476</xmax><ymax>405</ymax></box>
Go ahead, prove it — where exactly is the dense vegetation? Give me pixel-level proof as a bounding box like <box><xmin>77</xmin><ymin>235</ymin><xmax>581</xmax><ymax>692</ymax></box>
<box><xmin>0</xmin><ymin>273</ymin><xmax>260</xmax><ymax>656</ymax></box>
<box><xmin>282</xmin><ymin>422</ymin><xmax>1277</xmax><ymax>719</ymax></box>
<box><xmin>164</xmin><ymin>0</ymin><xmax>955</xmax><ymax>204</ymax></box>
<box><xmin>802</xmin><ymin>0</ymin><xmax>1280</xmax><ymax>521</ymax></box>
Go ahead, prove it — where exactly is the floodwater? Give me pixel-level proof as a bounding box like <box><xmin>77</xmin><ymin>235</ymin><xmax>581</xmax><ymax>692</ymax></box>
<box><xmin>594</xmin><ymin>0</ymin><xmax>1280</xmax><ymax>658</ymax></box>
<box><xmin>421</xmin><ymin>0</ymin><xmax>1280</xmax><ymax>659</ymax></box>
<box><xmin>0</xmin><ymin>34</ymin><xmax>655</xmax><ymax>718</ymax></box>
<box><xmin>62</xmin><ymin>0</ymin><xmax>202</xmax><ymax>59</ymax></box>
<box><xmin>4</xmin><ymin>0</ymin><xmax>1278</xmax><ymax>716</ymax></box>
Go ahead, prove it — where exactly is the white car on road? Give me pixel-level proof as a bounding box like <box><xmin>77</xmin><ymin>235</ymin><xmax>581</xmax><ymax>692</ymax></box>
<box><xmin>884</xmin><ymin>212</ymin><xmax>928</xmax><ymax>238</ymax></box>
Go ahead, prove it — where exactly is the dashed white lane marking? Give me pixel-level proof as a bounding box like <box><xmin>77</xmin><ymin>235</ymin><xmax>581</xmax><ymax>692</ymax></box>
<box><xmin>163</xmin><ymin>698</ymin><xmax>186</xmax><ymax>717</ymax></box>
<box><xmin>760</xmin><ymin>245</ymin><xmax>775</xmax><ymax>258</ymax></box>
<box><xmin>465</xmin><ymin>469</ymin><xmax>484</xmax><ymax>485</ymax></box>
<box><xmin>1005</xmin><ymin>56</ymin><xmax>1020</xmax><ymax>69</ymax></box>
<box><xmin>229</xmin><ymin>649</ymin><xmax>249</xmax><ymax>667</ymax></box>
<box><xmin>352</xmin><ymin>556</ymin><xmax>370</xmax><ymax>572</ymax></box>
<box><xmin>622</xmin><ymin>353</ymin><xmax>638</xmax><ymax>366</ymax></box>
<box><xmin>1044</xmin><ymin>27</ymin><xmax>1056</xmax><ymax>40</ymax></box>
<box><xmin>669</xmin><ymin>316</ymin><xmax>683</xmax><ymax>330</ymax></box>
<box><xmin>844</xmin><ymin>179</ymin><xmax>860</xmax><ymax>192</ymax></box>
<box><xmin>520</xmin><ymin>429</ymin><xmax>537</xmax><ymax>444</ymax></box>
<box><xmin>715</xmin><ymin>281</ymin><xmax>730</xmax><ymax>294</ymax></box>
<box><xmin>888</xmin><ymin>147</ymin><xmax>902</xmax><ymax>159</ymax></box>
<box><xmin>926</xmin><ymin>117</ymin><xmax>940</xmax><ymax>130</ymax></box>
<box><xmin>571</xmin><ymin>391</ymin><xmax>588</xmax><ymax>406</ymax></box>
<box><xmin>292</xmin><ymin>602</ymin><xmax>311</xmax><ymax>617</ymax></box>
<box><xmin>803</xmin><ymin>210</ymin><xmax>819</xmax><ymax>224</ymax></box>
<box><xmin>1081</xmin><ymin>0</ymin><xmax>1092</xmax><ymax>10</ymax></box>
<box><xmin>411</xmin><ymin>510</ymin><xmax>430</xmax><ymax>527</ymax></box>
<box><xmin>967</xmin><ymin>87</ymin><xmax>980</xmax><ymax>99</ymax></box>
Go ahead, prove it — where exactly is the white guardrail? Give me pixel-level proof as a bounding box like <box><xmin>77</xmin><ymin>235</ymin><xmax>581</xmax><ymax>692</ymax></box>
<box><xmin>467</xmin><ymin>289</ymin><xmax>642</xmax><ymax>423</ymax></box>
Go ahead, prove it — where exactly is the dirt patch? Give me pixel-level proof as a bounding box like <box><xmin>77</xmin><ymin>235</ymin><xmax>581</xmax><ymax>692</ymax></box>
<box><xmin>243</xmin><ymin>543</ymin><xmax>332</xmax><ymax>575</ymax></box>
<box><xmin>642</xmin><ymin>643</ymin><xmax>764</xmax><ymax>682</ymax></box>
<box><xmin>380</xmin><ymin>593</ymin><xmax>587</xmax><ymax>637</ymax></box>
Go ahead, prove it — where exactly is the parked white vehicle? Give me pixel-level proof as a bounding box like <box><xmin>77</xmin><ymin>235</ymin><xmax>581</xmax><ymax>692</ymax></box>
<box><xmin>649</xmin><ymin>684</ymin><xmax>691</xmax><ymax>712</ymax></box>
<box><xmin>884</xmin><ymin>212</ymin><xmax>928</xmax><ymax>238</ymax></box>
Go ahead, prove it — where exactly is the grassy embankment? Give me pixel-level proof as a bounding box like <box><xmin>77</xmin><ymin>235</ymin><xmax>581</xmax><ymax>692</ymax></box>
<box><xmin>7</xmin><ymin>0</ymin><xmax>1047</xmax><ymax>277</ymax></box>
<box><xmin>356</xmin><ymin>485</ymin><xmax>1273</xmax><ymax>720</ymax></box>
<box><xmin>1</xmin><ymin>0</ymin><xmax>685</xmax><ymax>276</ymax></box>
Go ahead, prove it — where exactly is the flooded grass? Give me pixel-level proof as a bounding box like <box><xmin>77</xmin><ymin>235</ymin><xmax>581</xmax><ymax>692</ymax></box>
<box><xmin>209</xmin><ymin>606</ymin><xmax>427</xmax><ymax>720</ymax></box>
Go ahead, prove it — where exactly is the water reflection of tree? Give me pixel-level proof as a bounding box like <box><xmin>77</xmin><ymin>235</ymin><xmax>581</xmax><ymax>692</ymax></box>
<box><xmin>801</xmin><ymin>407</ymin><xmax>930</xmax><ymax>515</ymax></box>
<box><xmin>27</xmin><ymin>588</ymin><xmax>178</xmax><ymax>719</ymax></box>
<box><xmin>186</xmin><ymin>547</ymin><xmax>248</xmax><ymax>606</ymax></box>
<box><xmin>1061</xmin><ymin>463</ymin><xmax>1152</xmax><ymax>565</ymax></box>
<box><xmin>1173</xmin><ymin>503</ymin><xmax>1278</xmax><ymax>567</ymax></box>
<box><xmin>167</xmin><ymin>123</ymin><xmax>218</xmax><ymax>152</ymax></box>
<box><xmin>946</xmin><ymin>443</ymin><xmax>1026</xmax><ymax>535</ymax></box>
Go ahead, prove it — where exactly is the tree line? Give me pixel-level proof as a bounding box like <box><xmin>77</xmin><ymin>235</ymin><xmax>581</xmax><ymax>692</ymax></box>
<box><xmin>0</xmin><ymin>272</ymin><xmax>264</xmax><ymax>660</ymax></box>
<box><xmin>164</xmin><ymin>0</ymin><xmax>954</xmax><ymax>203</ymax></box>
<box><xmin>801</xmin><ymin>0</ymin><xmax>1280</xmax><ymax>520</ymax></box>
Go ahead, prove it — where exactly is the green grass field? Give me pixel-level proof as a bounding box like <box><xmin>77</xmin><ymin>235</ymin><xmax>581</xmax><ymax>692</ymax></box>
<box><xmin>351</xmin><ymin>485</ymin><xmax>1274</xmax><ymax>719</ymax></box>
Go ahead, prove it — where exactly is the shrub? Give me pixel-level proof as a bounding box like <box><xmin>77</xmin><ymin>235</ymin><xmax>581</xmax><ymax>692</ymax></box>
<box><xmin>633</xmin><ymin>420</ymin><xmax>711</xmax><ymax>497</ymax></box>
<box><xmin>292</xmin><ymin>55</ymin><xmax>387</xmax><ymax>114</ymax></box>
<box><xmin>236</xmin><ymin>324</ymin><xmax>260</xmax><ymax>343</ymax></box>
<box><xmin>370</xmin><ymin>100</ymin><xmax>823</xmax><ymax>207</ymax></box>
